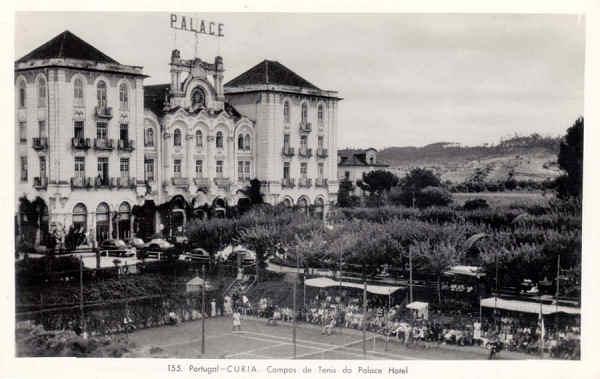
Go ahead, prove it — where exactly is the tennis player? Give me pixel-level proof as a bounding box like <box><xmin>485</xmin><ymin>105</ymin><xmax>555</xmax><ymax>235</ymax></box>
<box><xmin>232</xmin><ymin>309</ymin><xmax>242</xmax><ymax>332</ymax></box>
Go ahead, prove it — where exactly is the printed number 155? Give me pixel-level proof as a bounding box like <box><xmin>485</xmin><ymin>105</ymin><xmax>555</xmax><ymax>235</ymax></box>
<box><xmin>168</xmin><ymin>364</ymin><xmax>182</xmax><ymax>372</ymax></box>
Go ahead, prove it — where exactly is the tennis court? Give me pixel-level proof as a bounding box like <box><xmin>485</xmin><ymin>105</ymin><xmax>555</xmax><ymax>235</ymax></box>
<box><xmin>128</xmin><ymin>316</ymin><xmax>507</xmax><ymax>359</ymax></box>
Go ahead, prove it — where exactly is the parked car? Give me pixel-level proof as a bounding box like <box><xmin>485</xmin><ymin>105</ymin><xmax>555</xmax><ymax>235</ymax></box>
<box><xmin>99</xmin><ymin>239</ymin><xmax>136</xmax><ymax>258</ymax></box>
<box><xmin>127</xmin><ymin>237</ymin><xmax>145</xmax><ymax>250</ymax></box>
<box><xmin>138</xmin><ymin>238</ymin><xmax>178</xmax><ymax>260</ymax></box>
<box><xmin>226</xmin><ymin>249</ymin><xmax>256</xmax><ymax>267</ymax></box>
<box><xmin>179</xmin><ymin>248</ymin><xmax>211</xmax><ymax>265</ymax></box>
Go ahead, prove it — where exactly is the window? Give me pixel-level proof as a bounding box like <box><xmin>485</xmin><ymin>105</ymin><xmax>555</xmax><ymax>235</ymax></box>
<box><xmin>238</xmin><ymin>161</ymin><xmax>244</xmax><ymax>181</ymax></box>
<box><xmin>195</xmin><ymin>160</ymin><xmax>203</xmax><ymax>177</ymax></box>
<box><xmin>145</xmin><ymin>128</ymin><xmax>154</xmax><ymax>147</ymax></box>
<box><xmin>283</xmin><ymin>101</ymin><xmax>290</xmax><ymax>123</ymax></box>
<box><xmin>318</xmin><ymin>104</ymin><xmax>324</xmax><ymax>123</ymax></box>
<box><xmin>238</xmin><ymin>134</ymin><xmax>244</xmax><ymax>150</ymax></box>
<box><xmin>38</xmin><ymin>121</ymin><xmax>46</xmax><ymax>138</ymax></box>
<box><xmin>173</xmin><ymin>159</ymin><xmax>182</xmax><ymax>178</ymax></box>
<box><xmin>72</xmin><ymin>203</ymin><xmax>87</xmax><ymax>231</ymax></box>
<box><xmin>300</xmin><ymin>162</ymin><xmax>308</xmax><ymax>178</ymax></box>
<box><xmin>74</xmin><ymin>78</ymin><xmax>83</xmax><ymax>106</ymax></box>
<box><xmin>75</xmin><ymin>157</ymin><xmax>85</xmax><ymax>178</ymax></box>
<box><xmin>18</xmin><ymin>81</ymin><xmax>26</xmax><ymax>108</ymax></box>
<box><xmin>244</xmin><ymin>135</ymin><xmax>251</xmax><ymax>151</ymax></box>
<box><xmin>284</xmin><ymin>134</ymin><xmax>290</xmax><ymax>148</ymax></box>
<box><xmin>216</xmin><ymin>131</ymin><xmax>223</xmax><ymax>148</ymax></box>
<box><xmin>318</xmin><ymin>135</ymin><xmax>324</xmax><ymax>148</ymax></box>
<box><xmin>120</xmin><ymin>158</ymin><xmax>129</xmax><ymax>178</ymax></box>
<box><xmin>39</xmin><ymin>156</ymin><xmax>46</xmax><ymax>178</ymax></box>
<box><xmin>19</xmin><ymin>122</ymin><xmax>26</xmax><ymax>143</ymax></box>
<box><xmin>144</xmin><ymin>159</ymin><xmax>154</xmax><ymax>182</ymax></box>
<box><xmin>38</xmin><ymin>77</ymin><xmax>46</xmax><ymax>107</ymax></box>
<box><xmin>173</xmin><ymin>129</ymin><xmax>182</xmax><ymax>146</ymax></box>
<box><xmin>74</xmin><ymin>121</ymin><xmax>84</xmax><ymax>139</ymax></box>
<box><xmin>195</xmin><ymin>130</ymin><xmax>203</xmax><ymax>147</ymax></box>
<box><xmin>20</xmin><ymin>157</ymin><xmax>27</xmax><ymax>181</ymax></box>
<box><xmin>301</xmin><ymin>102</ymin><xmax>308</xmax><ymax>123</ymax></box>
<box><xmin>318</xmin><ymin>163</ymin><xmax>324</xmax><ymax>178</ymax></box>
<box><xmin>97</xmin><ymin>81</ymin><xmax>107</xmax><ymax>108</ymax></box>
<box><xmin>97</xmin><ymin>157</ymin><xmax>109</xmax><ymax>182</ymax></box>
<box><xmin>245</xmin><ymin>161</ymin><xmax>251</xmax><ymax>178</ymax></box>
<box><xmin>216</xmin><ymin>160</ymin><xmax>223</xmax><ymax>177</ymax></box>
<box><xmin>96</xmin><ymin>122</ymin><xmax>107</xmax><ymax>140</ymax></box>
<box><xmin>283</xmin><ymin>162</ymin><xmax>290</xmax><ymax>179</ymax></box>
<box><xmin>344</xmin><ymin>171</ymin><xmax>350</xmax><ymax>180</ymax></box>
<box><xmin>191</xmin><ymin>87</ymin><xmax>205</xmax><ymax>108</ymax></box>
<box><xmin>120</xmin><ymin>124</ymin><xmax>129</xmax><ymax>141</ymax></box>
<box><xmin>300</xmin><ymin>135</ymin><xmax>307</xmax><ymax>149</ymax></box>
<box><xmin>119</xmin><ymin>83</ymin><xmax>128</xmax><ymax>109</ymax></box>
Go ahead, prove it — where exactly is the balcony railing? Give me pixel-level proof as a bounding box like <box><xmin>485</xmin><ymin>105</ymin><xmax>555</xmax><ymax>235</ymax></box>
<box><xmin>214</xmin><ymin>177</ymin><xmax>232</xmax><ymax>190</ymax></box>
<box><xmin>298</xmin><ymin>177</ymin><xmax>312</xmax><ymax>188</ymax></box>
<box><xmin>94</xmin><ymin>176</ymin><xmax>115</xmax><ymax>189</ymax></box>
<box><xmin>238</xmin><ymin>176</ymin><xmax>251</xmax><ymax>184</ymax></box>
<box><xmin>282</xmin><ymin>146</ymin><xmax>295</xmax><ymax>157</ymax></box>
<box><xmin>117</xmin><ymin>176</ymin><xmax>136</xmax><ymax>189</ymax></box>
<box><xmin>281</xmin><ymin>177</ymin><xmax>295</xmax><ymax>188</ymax></box>
<box><xmin>95</xmin><ymin>105</ymin><xmax>113</xmax><ymax>119</ymax></box>
<box><xmin>315</xmin><ymin>177</ymin><xmax>329</xmax><ymax>188</ymax></box>
<box><xmin>118</xmin><ymin>139</ymin><xmax>135</xmax><ymax>152</ymax></box>
<box><xmin>299</xmin><ymin>121</ymin><xmax>312</xmax><ymax>133</ymax></box>
<box><xmin>94</xmin><ymin>138</ymin><xmax>114</xmax><ymax>151</ymax></box>
<box><xmin>71</xmin><ymin>137</ymin><xmax>91</xmax><ymax>150</ymax></box>
<box><xmin>316</xmin><ymin>147</ymin><xmax>329</xmax><ymax>158</ymax></box>
<box><xmin>298</xmin><ymin>147</ymin><xmax>313</xmax><ymax>158</ymax></box>
<box><xmin>33</xmin><ymin>176</ymin><xmax>48</xmax><ymax>190</ymax></box>
<box><xmin>71</xmin><ymin>176</ymin><xmax>92</xmax><ymax>189</ymax></box>
<box><xmin>171</xmin><ymin>177</ymin><xmax>190</xmax><ymax>189</ymax></box>
<box><xmin>194</xmin><ymin>177</ymin><xmax>211</xmax><ymax>189</ymax></box>
<box><xmin>32</xmin><ymin>137</ymin><xmax>48</xmax><ymax>151</ymax></box>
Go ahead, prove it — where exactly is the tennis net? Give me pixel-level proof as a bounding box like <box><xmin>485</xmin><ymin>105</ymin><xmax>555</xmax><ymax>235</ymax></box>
<box><xmin>295</xmin><ymin>336</ymin><xmax>378</xmax><ymax>359</ymax></box>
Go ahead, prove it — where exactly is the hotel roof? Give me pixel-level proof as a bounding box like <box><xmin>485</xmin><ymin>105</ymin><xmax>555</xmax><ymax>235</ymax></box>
<box><xmin>225</xmin><ymin>60</ymin><xmax>319</xmax><ymax>90</ymax></box>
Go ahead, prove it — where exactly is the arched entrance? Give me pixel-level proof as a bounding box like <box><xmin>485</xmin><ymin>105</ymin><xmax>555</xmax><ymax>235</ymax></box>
<box><xmin>212</xmin><ymin>198</ymin><xmax>226</xmax><ymax>218</ymax></box>
<box><xmin>297</xmin><ymin>197</ymin><xmax>309</xmax><ymax>215</ymax></box>
<box><xmin>96</xmin><ymin>202</ymin><xmax>110</xmax><ymax>242</ymax></box>
<box><xmin>72</xmin><ymin>203</ymin><xmax>87</xmax><ymax>232</ymax></box>
<box><xmin>118</xmin><ymin>202</ymin><xmax>131</xmax><ymax>240</ymax></box>
<box><xmin>281</xmin><ymin>197</ymin><xmax>293</xmax><ymax>208</ymax></box>
<box><xmin>314</xmin><ymin>197</ymin><xmax>325</xmax><ymax>220</ymax></box>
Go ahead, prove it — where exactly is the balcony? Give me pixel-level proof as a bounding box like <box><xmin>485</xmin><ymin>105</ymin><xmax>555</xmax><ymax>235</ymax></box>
<box><xmin>32</xmin><ymin>137</ymin><xmax>48</xmax><ymax>151</ymax></box>
<box><xmin>281</xmin><ymin>177</ymin><xmax>295</xmax><ymax>188</ymax></box>
<box><xmin>117</xmin><ymin>176</ymin><xmax>136</xmax><ymax>189</ymax></box>
<box><xmin>194</xmin><ymin>177</ymin><xmax>211</xmax><ymax>190</ymax></box>
<box><xmin>298</xmin><ymin>147</ymin><xmax>313</xmax><ymax>158</ymax></box>
<box><xmin>118</xmin><ymin>139</ymin><xmax>135</xmax><ymax>152</ymax></box>
<box><xmin>171</xmin><ymin>177</ymin><xmax>190</xmax><ymax>191</ymax></box>
<box><xmin>71</xmin><ymin>137</ymin><xmax>91</xmax><ymax>150</ymax></box>
<box><xmin>33</xmin><ymin>176</ymin><xmax>48</xmax><ymax>190</ymax></box>
<box><xmin>95</xmin><ymin>105</ymin><xmax>113</xmax><ymax>119</ymax></box>
<box><xmin>281</xmin><ymin>146</ymin><xmax>295</xmax><ymax>157</ymax></box>
<box><xmin>94</xmin><ymin>138</ymin><xmax>114</xmax><ymax>151</ymax></box>
<box><xmin>315</xmin><ymin>177</ymin><xmax>329</xmax><ymax>188</ymax></box>
<box><xmin>94</xmin><ymin>176</ymin><xmax>115</xmax><ymax>189</ymax></box>
<box><xmin>299</xmin><ymin>121</ymin><xmax>312</xmax><ymax>133</ymax></box>
<box><xmin>237</xmin><ymin>177</ymin><xmax>251</xmax><ymax>184</ymax></box>
<box><xmin>71</xmin><ymin>176</ymin><xmax>92</xmax><ymax>189</ymax></box>
<box><xmin>214</xmin><ymin>177</ymin><xmax>232</xmax><ymax>190</ymax></box>
<box><xmin>298</xmin><ymin>177</ymin><xmax>312</xmax><ymax>188</ymax></box>
<box><xmin>316</xmin><ymin>147</ymin><xmax>329</xmax><ymax>158</ymax></box>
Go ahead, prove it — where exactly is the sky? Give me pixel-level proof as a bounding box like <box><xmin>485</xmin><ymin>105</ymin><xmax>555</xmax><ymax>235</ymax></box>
<box><xmin>14</xmin><ymin>12</ymin><xmax>585</xmax><ymax>149</ymax></box>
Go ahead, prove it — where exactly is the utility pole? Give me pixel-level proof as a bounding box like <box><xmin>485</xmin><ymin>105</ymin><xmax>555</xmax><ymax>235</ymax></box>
<box><xmin>79</xmin><ymin>256</ymin><xmax>85</xmax><ymax>337</ymax></box>
<box><xmin>362</xmin><ymin>268</ymin><xmax>367</xmax><ymax>359</ymax></box>
<box><xmin>201</xmin><ymin>265</ymin><xmax>206</xmax><ymax>354</ymax></box>
<box><xmin>293</xmin><ymin>252</ymin><xmax>298</xmax><ymax>359</ymax></box>
<box><xmin>409</xmin><ymin>248</ymin><xmax>413</xmax><ymax>303</ymax></box>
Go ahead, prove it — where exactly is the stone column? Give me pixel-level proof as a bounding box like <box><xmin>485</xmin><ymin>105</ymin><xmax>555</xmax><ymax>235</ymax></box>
<box><xmin>206</xmin><ymin>135</ymin><xmax>215</xmax><ymax>179</ymax></box>
<box><xmin>185</xmin><ymin>133</ymin><xmax>193</xmax><ymax>180</ymax></box>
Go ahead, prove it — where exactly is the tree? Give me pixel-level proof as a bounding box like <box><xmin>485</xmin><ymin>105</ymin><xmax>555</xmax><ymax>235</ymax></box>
<box><xmin>238</xmin><ymin>223</ymin><xmax>281</xmax><ymax>283</ymax></box>
<box><xmin>394</xmin><ymin>168</ymin><xmax>443</xmax><ymax>207</ymax></box>
<box><xmin>337</xmin><ymin>179</ymin><xmax>358</xmax><ymax>208</ymax></box>
<box><xmin>240</xmin><ymin>178</ymin><xmax>264</xmax><ymax>207</ymax></box>
<box><xmin>359</xmin><ymin>170</ymin><xmax>399</xmax><ymax>202</ymax></box>
<box><xmin>415</xmin><ymin>186</ymin><xmax>453</xmax><ymax>208</ymax></box>
<box><xmin>556</xmin><ymin>117</ymin><xmax>584</xmax><ymax>199</ymax></box>
<box><xmin>412</xmin><ymin>240</ymin><xmax>461</xmax><ymax>304</ymax></box>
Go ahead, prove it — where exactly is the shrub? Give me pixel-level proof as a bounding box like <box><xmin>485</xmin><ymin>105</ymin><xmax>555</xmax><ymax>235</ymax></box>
<box><xmin>463</xmin><ymin>198</ymin><xmax>490</xmax><ymax>210</ymax></box>
<box><xmin>416</xmin><ymin>186</ymin><xmax>453</xmax><ymax>208</ymax></box>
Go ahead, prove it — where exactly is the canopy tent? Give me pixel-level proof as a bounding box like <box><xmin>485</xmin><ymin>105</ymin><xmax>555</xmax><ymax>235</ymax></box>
<box><xmin>480</xmin><ymin>297</ymin><xmax>580</xmax><ymax>315</ymax></box>
<box><xmin>304</xmin><ymin>277</ymin><xmax>403</xmax><ymax>295</ymax></box>
<box><xmin>406</xmin><ymin>301</ymin><xmax>429</xmax><ymax>320</ymax></box>
<box><xmin>444</xmin><ymin>265</ymin><xmax>486</xmax><ymax>278</ymax></box>
<box><xmin>186</xmin><ymin>276</ymin><xmax>215</xmax><ymax>292</ymax></box>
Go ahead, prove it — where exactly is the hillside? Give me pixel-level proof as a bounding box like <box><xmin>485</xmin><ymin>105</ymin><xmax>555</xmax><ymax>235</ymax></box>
<box><xmin>376</xmin><ymin>134</ymin><xmax>562</xmax><ymax>184</ymax></box>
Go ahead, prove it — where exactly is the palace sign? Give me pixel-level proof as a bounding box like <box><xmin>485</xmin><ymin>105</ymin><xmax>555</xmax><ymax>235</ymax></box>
<box><xmin>170</xmin><ymin>13</ymin><xmax>224</xmax><ymax>37</ymax></box>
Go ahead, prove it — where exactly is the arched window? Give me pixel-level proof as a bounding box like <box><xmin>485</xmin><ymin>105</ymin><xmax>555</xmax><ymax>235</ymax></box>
<box><xmin>318</xmin><ymin>104</ymin><xmax>324</xmax><ymax>123</ymax></box>
<box><xmin>282</xmin><ymin>198</ymin><xmax>292</xmax><ymax>208</ymax></box>
<box><xmin>38</xmin><ymin>77</ymin><xmax>47</xmax><ymax>107</ymax></box>
<box><xmin>73</xmin><ymin>78</ymin><xmax>83</xmax><ymax>106</ymax></box>
<box><xmin>238</xmin><ymin>134</ymin><xmax>244</xmax><ymax>150</ymax></box>
<box><xmin>119</xmin><ymin>83</ymin><xmax>128</xmax><ymax>109</ymax></box>
<box><xmin>244</xmin><ymin>134</ymin><xmax>251</xmax><ymax>151</ymax></box>
<box><xmin>297</xmin><ymin>197</ymin><xmax>308</xmax><ymax>214</ymax></box>
<box><xmin>145</xmin><ymin>128</ymin><xmax>154</xmax><ymax>147</ymax></box>
<box><xmin>72</xmin><ymin>203</ymin><xmax>87</xmax><ymax>232</ymax></box>
<box><xmin>173</xmin><ymin>129</ymin><xmax>182</xmax><ymax>146</ymax></box>
<box><xmin>195</xmin><ymin>130</ymin><xmax>203</xmax><ymax>147</ymax></box>
<box><xmin>97</xmin><ymin>80</ymin><xmax>107</xmax><ymax>108</ymax></box>
<box><xmin>118</xmin><ymin>202</ymin><xmax>131</xmax><ymax>240</ymax></box>
<box><xmin>216</xmin><ymin>131</ymin><xmax>223</xmax><ymax>148</ymax></box>
<box><xmin>301</xmin><ymin>102</ymin><xmax>308</xmax><ymax>123</ymax></box>
<box><xmin>18</xmin><ymin>80</ymin><xmax>26</xmax><ymax>108</ymax></box>
<box><xmin>191</xmin><ymin>87</ymin><xmax>205</xmax><ymax>108</ymax></box>
<box><xmin>96</xmin><ymin>202</ymin><xmax>110</xmax><ymax>242</ymax></box>
<box><xmin>283</xmin><ymin>101</ymin><xmax>290</xmax><ymax>123</ymax></box>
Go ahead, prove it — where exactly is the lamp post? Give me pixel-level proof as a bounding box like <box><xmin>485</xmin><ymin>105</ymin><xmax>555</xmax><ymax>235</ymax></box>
<box><xmin>293</xmin><ymin>251</ymin><xmax>298</xmax><ymax>359</ymax></box>
<box><xmin>201</xmin><ymin>265</ymin><xmax>206</xmax><ymax>354</ymax></box>
<box><xmin>362</xmin><ymin>267</ymin><xmax>367</xmax><ymax>359</ymax></box>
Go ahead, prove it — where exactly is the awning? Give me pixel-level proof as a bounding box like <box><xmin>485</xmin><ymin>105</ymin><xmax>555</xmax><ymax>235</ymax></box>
<box><xmin>444</xmin><ymin>265</ymin><xmax>486</xmax><ymax>278</ymax></box>
<box><xmin>406</xmin><ymin>301</ymin><xmax>429</xmax><ymax>310</ymax></box>
<box><xmin>480</xmin><ymin>297</ymin><xmax>580</xmax><ymax>315</ymax></box>
<box><xmin>304</xmin><ymin>277</ymin><xmax>402</xmax><ymax>295</ymax></box>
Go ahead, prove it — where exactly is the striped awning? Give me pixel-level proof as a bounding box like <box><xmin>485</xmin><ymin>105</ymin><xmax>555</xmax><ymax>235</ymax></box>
<box><xmin>304</xmin><ymin>277</ymin><xmax>402</xmax><ymax>295</ymax></box>
<box><xmin>480</xmin><ymin>297</ymin><xmax>580</xmax><ymax>315</ymax></box>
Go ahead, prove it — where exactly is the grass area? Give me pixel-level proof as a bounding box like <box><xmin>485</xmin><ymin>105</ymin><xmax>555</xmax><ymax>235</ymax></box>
<box><xmin>452</xmin><ymin>191</ymin><xmax>550</xmax><ymax>208</ymax></box>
